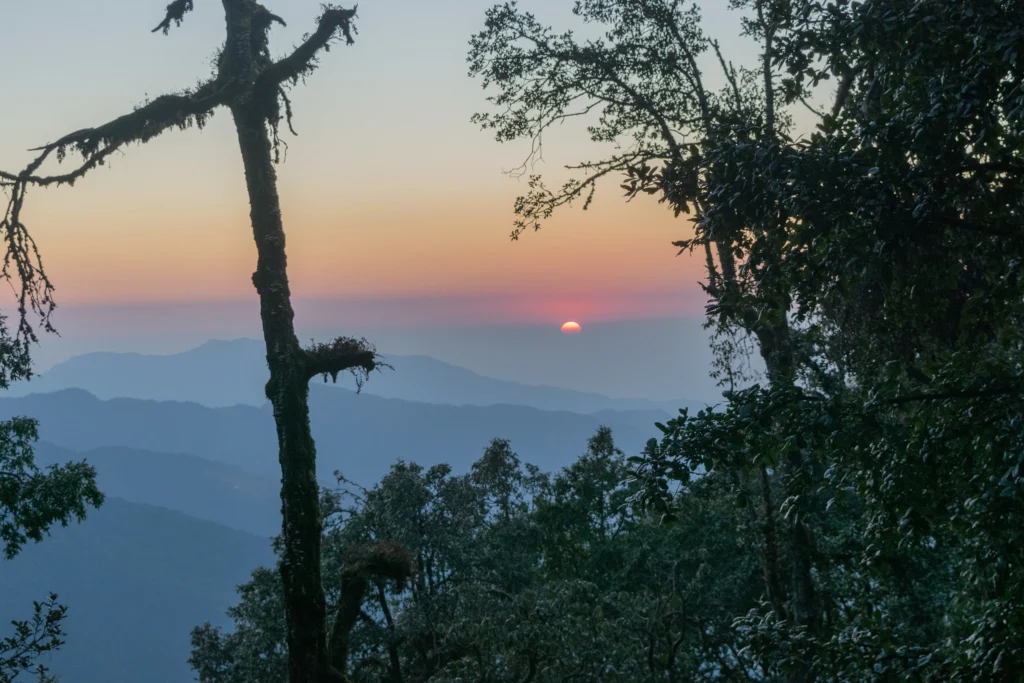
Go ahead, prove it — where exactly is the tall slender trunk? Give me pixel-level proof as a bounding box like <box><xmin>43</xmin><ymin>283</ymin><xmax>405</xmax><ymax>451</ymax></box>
<box><xmin>231</xmin><ymin>103</ymin><xmax>333</xmax><ymax>683</ymax></box>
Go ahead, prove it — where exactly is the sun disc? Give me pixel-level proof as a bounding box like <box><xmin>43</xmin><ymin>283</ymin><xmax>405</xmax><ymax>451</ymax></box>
<box><xmin>560</xmin><ymin>321</ymin><xmax>582</xmax><ymax>334</ymax></box>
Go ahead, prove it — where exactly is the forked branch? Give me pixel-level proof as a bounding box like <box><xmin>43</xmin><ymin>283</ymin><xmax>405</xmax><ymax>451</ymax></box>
<box><xmin>255</xmin><ymin>5</ymin><xmax>358</xmax><ymax>94</ymax></box>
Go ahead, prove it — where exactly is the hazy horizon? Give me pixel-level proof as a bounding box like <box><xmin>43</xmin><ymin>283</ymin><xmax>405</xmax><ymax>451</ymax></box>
<box><xmin>0</xmin><ymin>0</ymin><xmax>784</xmax><ymax>407</ymax></box>
<box><xmin>24</xmin><ymin>300</ymin><xmax>737</xmax><ymax>404</ymax></box>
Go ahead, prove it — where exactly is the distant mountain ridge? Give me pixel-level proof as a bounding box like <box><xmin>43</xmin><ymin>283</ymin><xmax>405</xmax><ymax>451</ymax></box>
<box><xmin>8</xmin><ymin>338</ymin><xmax>704</xmax><ymax>415</ymax></box>
<box><xmin>0</xmin><ymin>496</ymin><xmax>272</xmax><ymax>683</ymax></box>
<box><xmin>0</xmin><ymin>386</ymin><xmax>661</xmax><ymax>487</ymax></box>
<box><xmin>34</xmin><ymin>442</ymin><xmax>282</xmax><ymax>537</ymax></box>
<box><xmin>0</xmin><ymin>340</ymin><xmax>698</xmax><ymax>683</ymax></box>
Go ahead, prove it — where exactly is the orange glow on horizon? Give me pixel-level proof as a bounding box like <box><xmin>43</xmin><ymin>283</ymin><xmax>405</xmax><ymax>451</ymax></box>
<box><xmin>25</xmin><ymin>187</ymin><xmax>705</xmax><ymax>320</ymax></box>
<box><xmin>561</xmin><ymin>321</ymin><xmax>582</xmax><ymax>334</ymax></box>
<box><xmin>10</xmin><ymin>123</ymin><xmax>705</xmax><ymax>323</ymax></box>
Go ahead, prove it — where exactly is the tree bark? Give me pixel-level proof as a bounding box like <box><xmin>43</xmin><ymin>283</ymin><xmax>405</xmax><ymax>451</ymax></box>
<box><xmin>231</xmin><ymin>102</ymin><xmax>333</xmax><ymax>683</ymax></box>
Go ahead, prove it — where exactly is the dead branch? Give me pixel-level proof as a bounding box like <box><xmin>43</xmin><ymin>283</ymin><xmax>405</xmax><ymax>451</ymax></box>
<box><xmin>0</xmin><ymin>145</ymin><xmax>122</xmax><ymax>189</ymax></box>
<box><xmin>0</xmin><ymin>183</ymin><xmax>55</xmax><ymax>345</ymax></box>
<box><xmin>3</xmin><ymin>5</ymin><xmax>370</xmax><ymax>681</ymax></box>
<box><xmin>37</xmin><ymin>83</ymin><xmax>228</xmax><ymax>159</ymax></box>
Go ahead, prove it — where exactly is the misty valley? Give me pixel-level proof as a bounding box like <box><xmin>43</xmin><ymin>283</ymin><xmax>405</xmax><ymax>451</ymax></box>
<box><xmin>0</xmin><ymin>342</ymin><xmax>698</xmax><ymax>682</ymax></box>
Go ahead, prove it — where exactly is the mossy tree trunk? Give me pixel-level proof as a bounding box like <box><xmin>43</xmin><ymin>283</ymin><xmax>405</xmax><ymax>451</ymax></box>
<box><xmin>232</xmin><ymin>102</ymin><xmax>334</xmax><ymax>682</ymax></box>
<box><xmin>2</xmin><ymin>2</ymin><xmax>380</xmax><ymax>681</ymax></box>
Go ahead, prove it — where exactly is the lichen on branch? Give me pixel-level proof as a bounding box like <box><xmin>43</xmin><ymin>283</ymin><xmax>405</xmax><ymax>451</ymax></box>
<box><xmin>255</xmin><ymin>5</ymin><xmax>359</xmax><ymax>96</ymax></box>
<box><xmin>0</xmin><ymin>76</ymin><xmax>230</xmax><ymax>354</ymax></box>
<box><xmin>304</xmin><ymin>336</ymin><xmax>384</xmax><ymax>387</ymax></box>
<box><xmin>152</xmin><ymin>0</ymin><xmax>195</xmax><ymax>34</ymax></box>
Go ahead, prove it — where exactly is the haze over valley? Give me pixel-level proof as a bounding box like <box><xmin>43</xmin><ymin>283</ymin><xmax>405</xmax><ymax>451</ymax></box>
<box><xmin>0</xmin><ymin>332</ymin><xmax>709</xmax><ymax>681</ymax></box>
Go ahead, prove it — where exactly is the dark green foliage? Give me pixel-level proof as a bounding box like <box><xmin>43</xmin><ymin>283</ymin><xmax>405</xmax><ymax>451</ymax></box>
<box><xmin>0</xmin><ymin>409</ymin><xmax>103</xmax><ymax>683</ymax></box>
<box><xmin>191</xmin><ymin>429</ymin><xmax>762</xmax><ymax>682</ymax></box>
<box><xmin>0</xmin><ymin>417</ymin><xmax>103</xmax><ymax>560</ymax></box>
<box><xmin>1</xmin><ymin>143</ymin><xmax>102</xmax><ymax>678</ymax></box>
<box><xmin>0</xmin><ymin>315</ymin><xmax>32</xmax><ymax>395</ymax></box>
<box><xmin>0</xmin><ymin>594</ymin><xmax>64</xmax><ymax>683</ymax></box>
<box><xmin>469</xmin><ymin>0</ymin><xmax>1024</xmax><ymax>680</ymax></box>
<box><xmin>190</xmin><ymin>567</ymin><xmax>289</xmax><ymax>683</ymax></box>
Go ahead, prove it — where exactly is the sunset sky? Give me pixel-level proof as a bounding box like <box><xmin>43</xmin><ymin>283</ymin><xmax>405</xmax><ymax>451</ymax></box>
<box><xmin>0</xmin><ymin>0</ymin><xmax>767</xmax><ymax>309</ymax></box>
<box><xmin>0</xmin><ymin>0</ymin><xmax>779</xmax><ymax>399</ymax></box>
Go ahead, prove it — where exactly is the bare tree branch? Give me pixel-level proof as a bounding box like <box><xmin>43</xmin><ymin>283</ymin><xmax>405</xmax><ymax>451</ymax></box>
<box><xmin>510</xmin><ymin>149</ymin><xmax>661</xmax><ymax>239</ymax></box>
<box><xmin>711</xmin><ymin>39</ymin><xmax>743</xmax><ymax>115</ymax></box>
<box><xmin>5</xmin><ymin>5</ymin><xmax>374</xmax><ymax>680</ymax></box>
<box><xmin>37</xmin><ymin>83</ymin><xmax>229</xmax><ymax>158</ymax></box>
<box><xmin>1</xmin><ymin>182</ymin><xmax>57</xmax><ymax>341</ymax></box>
<box><xmin>0</xmin><ymin>145</ymin><xmax>122</xmax><ymax>189</ymax></box>
<box><xmin>799</xmin><ymin>96</ymin><xmax>825</xmax><ymax>119</ymax></box>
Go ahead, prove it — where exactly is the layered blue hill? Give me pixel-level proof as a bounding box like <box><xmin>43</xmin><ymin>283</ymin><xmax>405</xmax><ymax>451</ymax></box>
<box><xmin>0</xmin><ymin>339</ymin><xmax>700</xmax><ymax>682</ymax></box>
<box><xmin>0</xmin><ymin>497</ymin><xmax>273</xmax><ymax>683</ymax></box>
<box><xmin>9</xmin><ymin>338</ymin><xmax>705</xmax><ymax>414</ymax></box>
<box><xmin>0</xmin><ymin>386</ymin><xmax>663</xmax><ymax>486</ymax></box>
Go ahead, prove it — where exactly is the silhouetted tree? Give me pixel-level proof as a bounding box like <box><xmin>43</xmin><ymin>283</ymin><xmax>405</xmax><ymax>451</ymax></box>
<box><xmin>1</xmin><ymin>3</ymin><xmax>381</xmax><ymax>681</ymax></box>
<box><xmin>469</xmin><ymin>3</ymin><xmax>823</xmax><ymax>677</ymax></box>
<box><xmin>191</xmin><ymin>430</ymin><xmax>760</xmax><ymax>682</ymax></box>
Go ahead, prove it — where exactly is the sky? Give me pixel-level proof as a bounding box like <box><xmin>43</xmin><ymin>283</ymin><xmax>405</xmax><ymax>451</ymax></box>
<box><xmin>0</xmin><ymin>0</ymin><xmax>777</xmax><ymax>401</ymax></box>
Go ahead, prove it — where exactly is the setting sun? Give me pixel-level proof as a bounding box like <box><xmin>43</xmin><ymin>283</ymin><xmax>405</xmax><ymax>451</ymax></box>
<box><xmin>560</xmin><ymin>321</ymin><xmax>582</xmax><ymax>334</ymax></box>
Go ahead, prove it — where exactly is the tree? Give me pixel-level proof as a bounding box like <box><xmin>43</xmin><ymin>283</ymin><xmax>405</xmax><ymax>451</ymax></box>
<box><xmin>1</xmin><ymin>3</ymin><xmax>380</xmax><ymax>682</ymax></box>
<box><xmin>470</xmin><ymin>0</ymin><xmax>1024</xmax><ymax>679</ymax></box>
<box><xmin>191</xmin><ymin>429</ymin><xmax>763</xmax><ymax>682</ymax></box>
<box><xmin>0</xmin><ymin>595</ymin><xmax>65</xmax><ymax>683</ymax></box>
<box><xmin>767</xmin><ymin>1</ymin><xmax>1024</xmax><ymax>677</ymax></box>
<box><xmin>468</xmin><ymin>2</ymin><xmax>831</xmax><ymax>677</ymax></box>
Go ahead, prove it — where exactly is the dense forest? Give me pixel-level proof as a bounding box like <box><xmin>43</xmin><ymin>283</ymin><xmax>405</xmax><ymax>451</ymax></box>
<box><xmin>2</xmin><ymin>0</ymin><xmax>1023</xmax><ymax>681</ymax></box>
